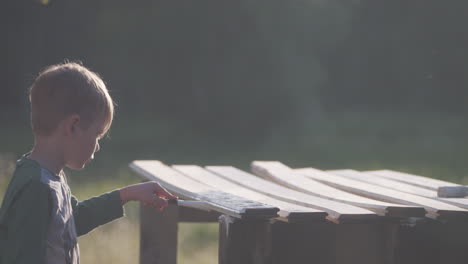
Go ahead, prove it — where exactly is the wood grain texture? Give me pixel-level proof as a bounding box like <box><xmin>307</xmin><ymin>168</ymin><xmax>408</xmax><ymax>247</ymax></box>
<box><xmin>327</xmin><ymin>169</ymin><xmax>468</xmax><ymax>210</ymax></box>
<box><xmin>140</xmin><ymin>202</ymin><xmax>178</xmax><ymax>264</ymax></box>
<box><xmin>328</xmin><ymin>169</ymin><xmax>436</xmax><ymax>197</ymax></box>
<box><xmin>219</xmin><ymin>215</ymin><xmax>272</xmax><ymax>264</ymax></box>
<box><xmin>130</xmin><ymin>160</ymin><xmax>279</xmax><ymax>219</ymax></box>
<box><xmin>288</xmin><ymin>164</ymin><xmax>468</xmax><ymax>220</ymax></box>
<box><xmin>365</xmin><ymin>170</ymin><xmax>460</xmax><ymax>191</ymax></box>
<box><xmin>269</xmin><ymin>221</ymin><xmax>335</xmax><ymax>264</ymax></box>
<box><xmin>335</xmin><ymin>222</ymin><xmax>396</xmax><ymax>264</ymax></box>
<box><xmin>206</xmin><ymin>166</ymin><xmax>378</xmax><ymax>223</ymax></box>
<box><xmin>252</xmin><ymin>161</ymin><xmax>426</xmax><ymax>218</ymax></box>
<box><xmin>178</xmin><ymin>206</ymin><xmax>220</xmax><ymax>222</ymax></box>
<box><xmin>391</xmin><ymin>218</ymin><xmax>468</xmax><ymax>264</ymax></box>
<box><xmin>173</xmin><ymin>165</ymin><xmax>327</xmax><ymax>222</ymax></box>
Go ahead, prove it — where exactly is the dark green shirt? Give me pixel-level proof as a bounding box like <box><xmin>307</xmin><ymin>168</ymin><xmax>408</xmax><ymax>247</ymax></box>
<box><xmin>0</xmin><ymin>155</ymin><xmax>124</xmax><ymax>264</ymax></box>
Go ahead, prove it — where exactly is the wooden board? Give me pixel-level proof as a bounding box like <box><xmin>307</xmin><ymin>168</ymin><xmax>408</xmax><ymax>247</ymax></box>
<box><xmin>218</xmin><ymin>215</ymin><xmax>272</xmax><ymax>264</ymax></box>
<box><xmin>365</xmin><ymin>170</ymin><xmax>460</xmax><ymax>191</ymax></box>
<box><xmin>140</xmin><ymin>202</ymin><xmax>178</xmax><ymax>264</ymax></box>
<box><xmin>269</xmin><ymin>221</ymin><xmax>335</xmax><ymax>264</ymax></box>
<box><xmin>130</xmin><ymin>160</ymin><xmax>279</xmax><ymax>219</ymax></box>
<box><xmin>327</xmin><ymin>169</ymin><xmax>468</xmax><ymax>210</ymax></box>
<box><xmin>173</xmin><ymin>165</ymin><xmax>327</xmax><ymax>222</ymax></box>
<box><xmin>285</xmin><ymin>164</ymin><xmax>468</xmax><ymax>220</ymax></box>
<box><xmin>252</xmin><ymin>161</ymin><xmax>426</xmax><ymax>218</ymax></box>
<box><xmin>178</xmin><ymin>207</ymin><xmax>221</xmax><ymax>222</ymax></box>
<box><xmin>206</xmin><ymin>166</ymin><xmax>378</xmax><ymax>223</ymax></box>
<box><xmin>328</xmin><ymin>169</ymin><xmax>436</xmax><ymax>197</ymax></box>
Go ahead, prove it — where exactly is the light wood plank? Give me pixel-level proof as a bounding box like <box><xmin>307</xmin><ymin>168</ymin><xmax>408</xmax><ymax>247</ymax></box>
<box><xmin>173</xmin><ymin>165</ymin><xmax>327</xmax><ymax>222</ymax></box>
<box><xmin>326</xmin><ymin>169</ymin><xmax>468</xmax><ymax>210</ymax></box>
<box><xmin>130</xmin><ymin>160</ymin><xmax>279</xmax><ymax>219</ymax></box>
<box><xmin>206</xmin><ymin>166</ymin><xmax>378</xmax><ymax>223</ymax></box>
<box><xmin>252</xmin><ymin>161</ymin><xmax>425</xmax><ymax>218</ymax></box>
<box><xmin>327</xmin><ymin>169</ymin><xmax>436</xmax><ymax>197</ymax></box>
<box><xmin>282</xmin><ymin>163</ymin><xmax>468</xmax><ymax>220</ymax></box>
<box><xmin>365</xmin><ymin>170</ymin><xmax>460</xmax><ymax>191</ymax></box>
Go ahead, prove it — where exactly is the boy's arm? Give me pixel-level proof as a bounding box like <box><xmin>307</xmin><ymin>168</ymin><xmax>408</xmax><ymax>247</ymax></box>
<box><xmin>72</xmin><ymin>181</ymin><xmax>177</xmax><ymax>236</ymax></box>
<box><xmin>71</xmin><ymin>182</ymin><xmax>177</xmax><ymax>236</ymax></box>
<box><xmin>71</xmin><ymin>190</ymin><xmax>124</xmax><ymax>236</ymax></box>
<box><xmin>1</xmin><ymin>180</ymin><xmax>50</xmax><ymax>264</ymax></box>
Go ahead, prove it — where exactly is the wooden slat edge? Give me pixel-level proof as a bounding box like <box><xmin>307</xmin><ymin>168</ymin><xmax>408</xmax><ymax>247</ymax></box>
<box><xmin>365</xmin><ymin>170</ymin><xmax>459</xmax><ymax>191</ymax></box>
<box><xmin>207</xmin><ymin>165</ymin><xmax>379</xmax><ymax>224</ymax></box>
<box><xmin>328</xmin><ymin>169</ymin><xmax>468</xmax><ymax>210</ymax></box>
<box><xmin>253</xmin><ymin>161</ymin><xmax>426</xmax><ymax>218</ymax></box>
<box><xmin>130</xmin><ymin>161</ymin><xmax>279</xmax><ymax>219</ymax></box>
<box><xmin>173</xmin><ymin>165</ymin><xmax>327</xmax><ymax>223</ymax></box>
<box><xmin>294</xmin><ymin>166</ymin><xmax>468</xmax><ymax>220</ymax></box>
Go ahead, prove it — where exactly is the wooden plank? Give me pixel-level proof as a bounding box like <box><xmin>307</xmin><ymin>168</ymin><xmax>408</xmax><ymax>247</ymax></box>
<box><xmin>284</xmin><ymin>164</ymin><xmax>468</xmax><ymax>220</ymax></box>
<box><xmin>327</xmin><ymin>169</ymin><xmax>468</xmax><ymax>210</ymax></box>
<box><xmin>173</xmin><ymin>165</ymin><xmax>327</xmax><ymax>222</ymax></box>
<box><xmin>394</xmin><ymin>218</ymin><xmax>442</xmax><ymax>264</ymax></box>
<box><xmin>130</xmin><ymin>160</ymin><xmax>279</xmax><ymax>219</ymax></box>
<box><xmin>218</xmin><ymin>215</ymin><xmax>272</xmax><ymax>264</ymax></box>
<box><xmin>390</xmin><ymin>218</ymin><xmax>468</xmax><ymax>264</ymax></box>
<box><xmin>335</xmin><ymin>222</ymin><xmax>396</xmax><ymax>264</ymax></box>
<box><xmin>365</xmin><ymin>170</ymin><xmax>460</xmax><ymax>191</ymax></box>
<box><xmin>252</xmin><ymin>161</ymin><xmax>426</xmax><ymax>218</ymax></box>
<box><xmin>269</xmin><ymin>221</ymin><xmax>335</xmax><ymax>264</ymax></box>
<box><xmin>178</xmin><ymin>206</ymin><xmax>220</xmax><ymax>222</ymax></box>
<box><xmin>140</xmin><ymin>201</ymin><xmax>178</xmax><ymax>264</ymax></box>
<box><xmin>206</xmin><ymin>166</ymin><xmax>378</xmax><ymax>224</ymax></box>
<box><xmin>438</xmin><ymin>220</ymin><xmax>468</xmax><ymax>264</ymax></box>
<box><xmin>270</xmin><ymin>220</ymin><xmax>397</xmax><ymax>264</ymax></box>
<box><xmin>328</xmin><ymin>169</ymin><xmax>436</xmax><ymax>197</ymax></box>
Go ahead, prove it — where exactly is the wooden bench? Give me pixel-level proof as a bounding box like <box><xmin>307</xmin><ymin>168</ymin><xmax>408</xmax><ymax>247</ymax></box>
<box><xmin>130</xmin><ymin>160</ymin><xmax>468</xmax><ymax>264</ymax></box>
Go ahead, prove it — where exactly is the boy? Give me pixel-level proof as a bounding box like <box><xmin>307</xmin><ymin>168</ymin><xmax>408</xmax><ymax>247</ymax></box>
<box><xmin>0</xmin><ymin>62</ymin><xmax>177</xmax><ymax>264</ymax></box>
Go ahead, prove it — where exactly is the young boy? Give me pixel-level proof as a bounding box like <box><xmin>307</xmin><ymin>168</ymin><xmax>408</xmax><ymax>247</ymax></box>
<box><xmin>0</xmin><ymin>62</ymin><xmax>177</xmax><ymax>264</ymax></box>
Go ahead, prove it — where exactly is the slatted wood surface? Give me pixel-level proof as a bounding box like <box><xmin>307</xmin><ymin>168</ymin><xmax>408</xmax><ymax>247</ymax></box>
<box><xmin>131</xmin><ymin>160</ymin><xmax>468</xmax><ymax>224</ymax></box>
<box><xmin>206</xmin><ymin>166</ymin><xmax>378</xmax><ymax>223</ymax></box>
<box><xmin>172</xmin><ymin>165</ymin><xmax>327</xmax><ymax>222</ymax></box>
<box><xmin>252</xmin><ymin>162</ymin><xmax>426</xmax><ymax>218</ymax></box>
<box><xmin>365</xmin><ymin>170</ymin><xmax>460</xmax><ymax>191</ymax></box>
<box><xmin>282</xmin><ymin>163</ymin><xmax>468</xmax><ymax>220</ymax></box>
<box><xmin>328</xmin><ymin>169</ymin><xmax>468</xmax><ymax>209</ymax></box>
<box><xmin>130</xmin><ymin>160</ymin><xmax>279</xmax><ymax>219</ymax></box>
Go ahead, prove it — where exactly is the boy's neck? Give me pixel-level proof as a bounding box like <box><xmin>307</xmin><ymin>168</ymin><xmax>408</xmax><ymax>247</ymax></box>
<box><xmin>28</xmin><ymin>136</ymin><xmax>66</xmax><ymax>176</ymax></box>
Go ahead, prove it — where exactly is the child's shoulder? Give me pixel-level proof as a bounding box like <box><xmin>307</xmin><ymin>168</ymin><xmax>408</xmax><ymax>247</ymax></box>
<box><xmin>9</xmin><ymin>155</ymin><xmax>63</xmax><ymax>193</ymax></box>
<box><xmin>10</xmin><ymin>155</ymin><xmax>45</xmax><ymax>187</ymax></box>
<box><xmin>0</xmin><ymin>155</ymin><xmax>55</xmax><ymax>222</ymax></box>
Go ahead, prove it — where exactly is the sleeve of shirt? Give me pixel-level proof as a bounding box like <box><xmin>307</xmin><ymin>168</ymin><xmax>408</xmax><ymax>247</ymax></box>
<box><xmin>2</xmin><ymin>180</ymin><xmax>51</xmax><ymax>264</ymax></box>
<box><xmin>71</xmin><ymin>190</ymin><xmax>124</xmax><ymax>236</ymax></box>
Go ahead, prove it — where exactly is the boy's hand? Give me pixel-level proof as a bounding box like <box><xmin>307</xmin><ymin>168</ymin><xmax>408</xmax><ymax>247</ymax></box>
<box><xmin>119</xmin><ymin>182</ymin><xmax>178</xmax><ymax>211</ymax></box>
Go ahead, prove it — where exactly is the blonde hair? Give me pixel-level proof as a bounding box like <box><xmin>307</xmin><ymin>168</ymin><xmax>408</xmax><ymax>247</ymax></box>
<box><xmin>29</xmin><ymin>62</ymin><xmax>114</xmax><ymax>137</ymax></box>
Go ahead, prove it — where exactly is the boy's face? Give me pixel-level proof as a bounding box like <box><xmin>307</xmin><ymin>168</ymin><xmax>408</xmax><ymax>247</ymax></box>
<box><xmin>65</xmin><ymin>115</ymin><xmax>107</xmax><ymax>170</ymax></box>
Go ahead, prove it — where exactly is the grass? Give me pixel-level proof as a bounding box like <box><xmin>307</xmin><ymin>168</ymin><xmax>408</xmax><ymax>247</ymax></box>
<box><xmin>1</xmin><ymin>111</ymin><xmax>468</xmax><ymax>263</ymax></box>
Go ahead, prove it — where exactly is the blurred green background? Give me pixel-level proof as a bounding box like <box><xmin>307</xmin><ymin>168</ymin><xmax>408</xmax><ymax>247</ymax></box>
<box><xmin>2</xmin><ymin>0</ymin><xmax>468</xmax><ymax>263</ymax></box>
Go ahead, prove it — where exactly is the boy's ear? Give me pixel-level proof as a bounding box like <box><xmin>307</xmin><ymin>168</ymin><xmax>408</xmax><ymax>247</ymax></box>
<box><xmin>64</xmin><ymin>114</ymin><xmax>81</xmax><ymax>136</ymax></box>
